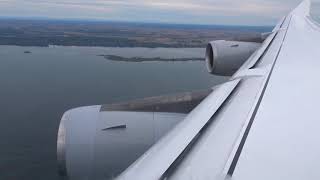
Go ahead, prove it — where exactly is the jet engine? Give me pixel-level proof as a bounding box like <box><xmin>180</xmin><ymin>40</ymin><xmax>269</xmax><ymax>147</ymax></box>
<box><xmin>57</xmin><ymin>90</ymin><xmax>211</xmax><ymax>180</ymax></box>
<box><xmin>205</xmin><ymin>40</ymin><xmax>261</xmax><ymax>76</ymax></box>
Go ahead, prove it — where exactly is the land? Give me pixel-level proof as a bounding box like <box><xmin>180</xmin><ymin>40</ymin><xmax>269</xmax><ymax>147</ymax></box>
<box><xmin>0</xmin><ymin>19</ymin><xmax>272</xmax><ymax>48</ymax></box>
<box><xmin>98</xmin><ymin>55</ymin><xmax>204</xmax><ymax>62</ymax></box>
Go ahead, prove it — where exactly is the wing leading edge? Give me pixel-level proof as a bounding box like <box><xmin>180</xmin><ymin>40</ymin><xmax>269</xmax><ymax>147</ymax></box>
<box><xmin>116</xmin><ymin>1</ymin><xmax>317</xmax><ymax>179</ymax></box>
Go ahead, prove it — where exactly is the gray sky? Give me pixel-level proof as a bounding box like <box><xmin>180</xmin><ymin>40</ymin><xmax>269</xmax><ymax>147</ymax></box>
<box><xmin>0</xmin><ymin>0</ymin><xmax>319</xmax><ymax>25</ymax></box>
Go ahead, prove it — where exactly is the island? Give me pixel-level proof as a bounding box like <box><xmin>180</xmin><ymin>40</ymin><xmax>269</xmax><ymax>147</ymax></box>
<box><xmin>98</xmin><ymin>54</ymin><xmax>204</xmax><ymax>62</ymax></box>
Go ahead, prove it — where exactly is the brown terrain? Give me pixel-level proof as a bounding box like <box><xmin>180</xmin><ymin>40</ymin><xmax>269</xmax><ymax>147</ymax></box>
<box><xmin>0</xmin><ymin>19</ymin><xmax>272</xmax><ymax>47</ymax></box>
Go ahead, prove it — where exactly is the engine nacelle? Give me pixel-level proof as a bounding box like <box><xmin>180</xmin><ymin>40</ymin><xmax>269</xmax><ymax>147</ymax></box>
<box><xmin>57</xmin><ymin>90</ymin><xmax>211</xmax><ymax>180</ymax></box>
<box><xmin>205</xmin><ymin>40</ymin><xmax>260</xmax><ymax>76</ymax></box>
<box><xmin>57</xmin><ymin>106</ymin><xmax>185</xmax><ymax>180</ymax></box>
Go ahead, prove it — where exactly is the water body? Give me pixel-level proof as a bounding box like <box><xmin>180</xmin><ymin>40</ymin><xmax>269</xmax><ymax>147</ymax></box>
<box><xmin>0</xmin><ymin>46</ymin><xmax>227</xmax><ymax>180</ymax></box>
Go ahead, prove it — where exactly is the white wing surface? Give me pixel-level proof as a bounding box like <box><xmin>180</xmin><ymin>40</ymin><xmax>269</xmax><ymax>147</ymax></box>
<box><xmin>116</xmin><ymin>1</ymin><xmax>320</xmax><ymax>179</ymax></box>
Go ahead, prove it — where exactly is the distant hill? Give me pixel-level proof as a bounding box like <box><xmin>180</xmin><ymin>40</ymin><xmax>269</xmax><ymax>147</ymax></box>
<box><xmin>0</xmin><ymin>19</ymin><xmax>273</xmax><ymax>48</ymax></box>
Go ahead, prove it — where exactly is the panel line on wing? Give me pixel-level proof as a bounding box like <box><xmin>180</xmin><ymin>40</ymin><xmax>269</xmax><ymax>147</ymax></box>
<box><xmin>159</xmin><ymin>81</ymin><xmax>242</xmax><ymax>179</ymax></box>
<box><xmin>248</xmin><ymin>20</ymin><xmax>285</xmax><ymax>69</ymax></box>
<box><xmin>226</xmin><ymin>15</ymin><xmax>293</xmax><ymax>176</ymax></box>
<box><xmin>116</xmin><ymin>79</ymin><xmax>240</xmax><ymax>180</ymax></box>
<box><xmin>239</xmin><ymin>16</ymin><xmax>286</xmax><ymax>71</ymax></box>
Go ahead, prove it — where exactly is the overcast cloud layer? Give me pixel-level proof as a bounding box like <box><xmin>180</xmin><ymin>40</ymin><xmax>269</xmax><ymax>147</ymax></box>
<box><xmin>0</xmin><ymin>0</ymin><xmax>319</xmax><ymax>25</ymax></box>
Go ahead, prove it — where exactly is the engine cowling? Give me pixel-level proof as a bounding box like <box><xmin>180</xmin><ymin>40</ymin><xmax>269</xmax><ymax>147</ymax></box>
<box><xmin>205</xmin><ymin>40</ymin><xmax>260</xmax><ymax>76</ymax></box>
<box><xmin>57</xmin><ymin>90</ymin><xmax>211</xmax><ymax>180</ymax></box>
<box><xmin>57</xmin><ymin>106</ymin><xmax>185</xmax><ymax>180</ymax></box>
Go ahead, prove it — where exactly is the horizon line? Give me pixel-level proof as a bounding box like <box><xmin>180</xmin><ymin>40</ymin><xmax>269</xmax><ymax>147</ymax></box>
<box><xmin>0</xmin><ymin>16</ymin><xmax>275</xmax><ymax>28</ymax></box>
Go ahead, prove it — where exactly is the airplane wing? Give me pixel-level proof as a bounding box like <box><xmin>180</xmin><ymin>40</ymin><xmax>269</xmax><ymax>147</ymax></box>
<box><xmin>115</xmin><ymin>1</ymin><xmax>320</xmax><ymax>180</ymax></box>
<box><xmin>57</xmin><ymin>1</ymin><xmax>320</xmax><ymax>179</ymax></box>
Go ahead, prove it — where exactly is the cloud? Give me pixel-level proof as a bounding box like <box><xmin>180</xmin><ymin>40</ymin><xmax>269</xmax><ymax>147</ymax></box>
<box><xmin>0</xmin><ymin>0</ymin><xmax>318</xmax><ymax>25</ymax></box>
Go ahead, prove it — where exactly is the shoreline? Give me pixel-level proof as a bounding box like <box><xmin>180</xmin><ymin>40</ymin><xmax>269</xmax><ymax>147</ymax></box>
<box><xmin>98</xmin><ymin>54</ymin><xmax>204</xmax><ymax>62</ymax></box>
